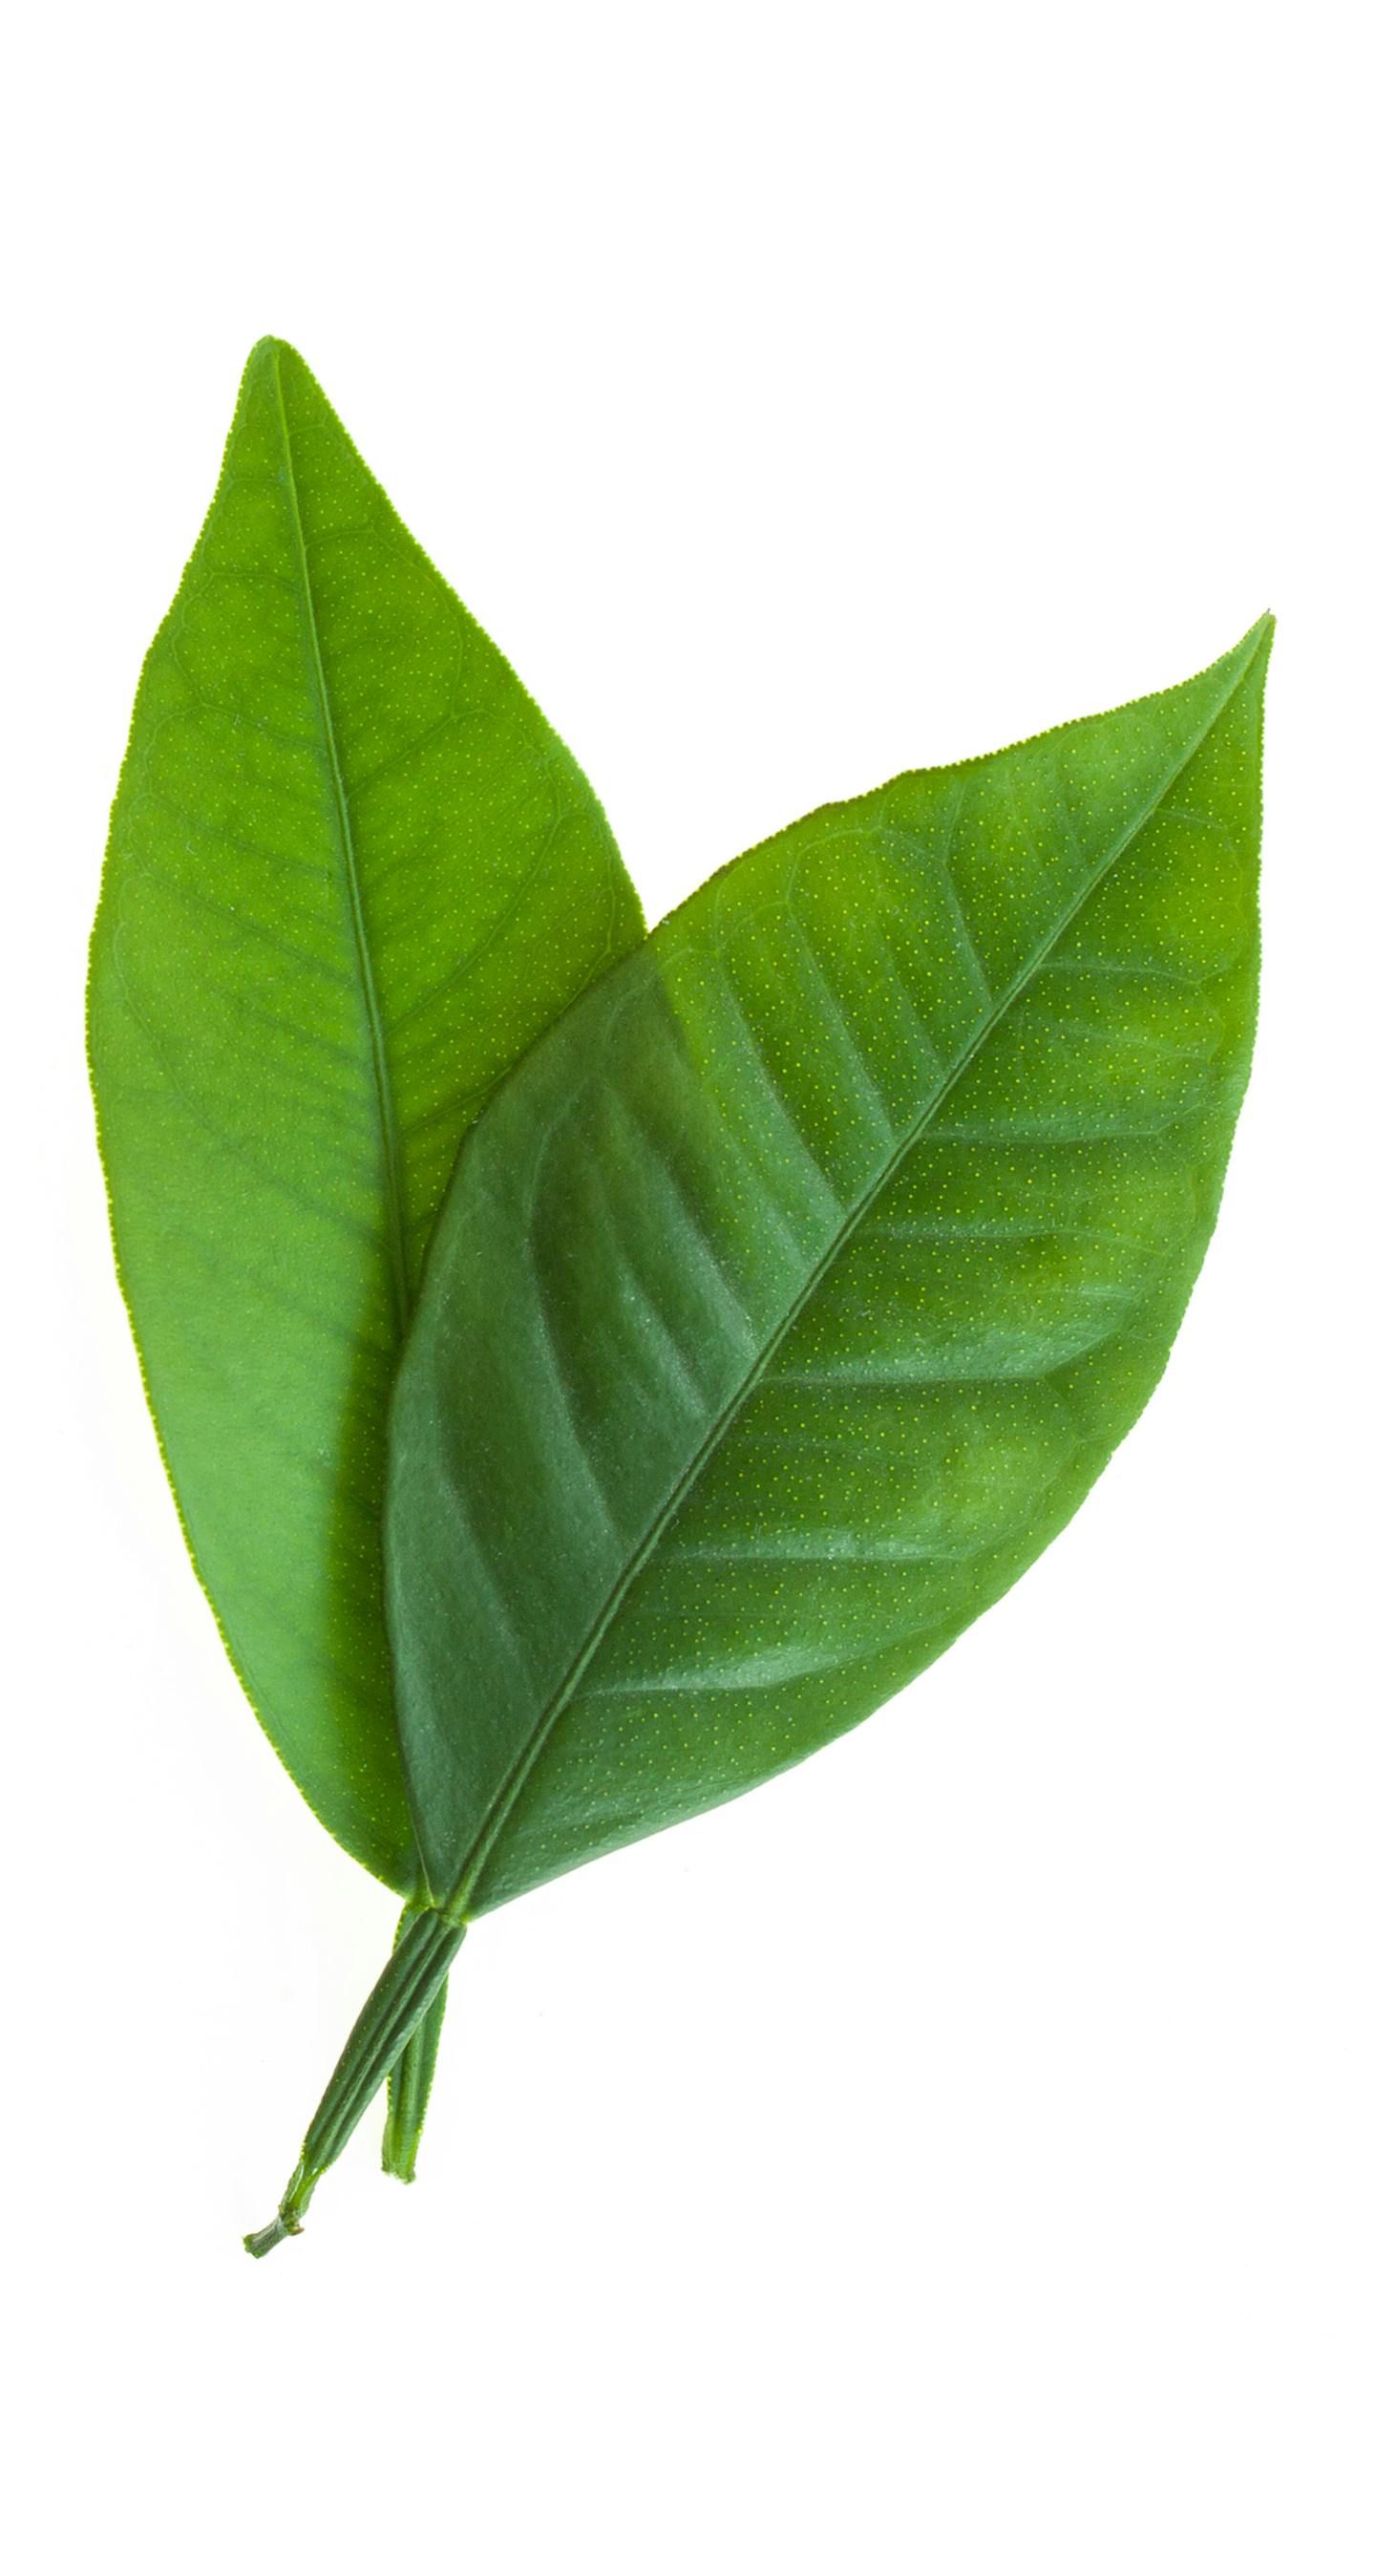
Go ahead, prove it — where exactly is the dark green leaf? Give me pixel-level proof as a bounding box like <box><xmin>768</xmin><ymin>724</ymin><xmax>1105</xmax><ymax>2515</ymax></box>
<box><xmin>88</xmin><ymin>340</ymin><xmax>644</xmax><ymax>1893</ymax></box>
<box><xmin>387</xmin><ymin>621</ymin><xmax>1270</xmax><ymax>1915</ymax></box>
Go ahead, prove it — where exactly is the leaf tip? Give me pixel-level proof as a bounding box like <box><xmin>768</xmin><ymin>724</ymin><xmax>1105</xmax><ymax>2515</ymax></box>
<box><xmin>1229</xmin><ymin>610</ymin><xmax>1276</xmax><ymax>685</ymax></box>
<box><xmin>241</xmin><ymin>334</ymin><xmax>311</xmax><ymax>396</ymax></box>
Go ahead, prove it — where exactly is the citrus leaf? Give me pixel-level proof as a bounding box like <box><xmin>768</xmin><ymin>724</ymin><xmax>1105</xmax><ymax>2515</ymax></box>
<box><xmin>88</xmin><ymin>340</ymin><xmax>644</xmax><ymax>1892</ymax></box>
<box><xmin>387</xmin><ymin>620</ymin><xmax>1269</xmax><ymax>1915</ymax></box>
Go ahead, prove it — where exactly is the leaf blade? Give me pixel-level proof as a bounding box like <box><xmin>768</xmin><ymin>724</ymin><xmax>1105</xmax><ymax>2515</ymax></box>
<box><xmin>387</xmin><ymin>621</ymin><xmax>1270</xmax><ymax>1909</ymax></box>
<box><xmin>88</xmin><ymin>339</ymin><xmax>644</xmax><ymax>1888</ymax></box>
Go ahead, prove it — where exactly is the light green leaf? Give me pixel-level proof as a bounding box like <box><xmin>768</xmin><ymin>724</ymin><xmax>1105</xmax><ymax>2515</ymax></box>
<box><xmin>88</xmin><ymin>339</ymin><xmax>644</xmax><ymax>1894</ymax></box>
<box><xmin>387</xmin><ymin>620</ymin><xmax>1270</xmax><ymax>1916</ymax></box>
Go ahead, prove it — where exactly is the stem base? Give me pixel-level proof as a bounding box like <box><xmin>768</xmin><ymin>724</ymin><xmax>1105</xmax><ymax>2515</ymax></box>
<box><xmin>243</xmin><ymin>1914</ymin><xmax>465</xmax><ymax>2256</ymax></box>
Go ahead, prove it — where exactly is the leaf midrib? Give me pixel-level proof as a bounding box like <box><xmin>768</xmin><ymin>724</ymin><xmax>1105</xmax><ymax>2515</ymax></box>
<box><xmin>271</xmin><ymin>347</ymin><xmax>412</xmax><ymax>1338</ymax></box>
<box><xmin>450</xmin><ymin>631</ymin><xmax>1265</xmax><ymax>1914</ymax></box>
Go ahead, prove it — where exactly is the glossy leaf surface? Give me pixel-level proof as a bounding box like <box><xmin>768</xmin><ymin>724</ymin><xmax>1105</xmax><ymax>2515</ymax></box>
<box><xmin>389</xmin><ymin>623</ymin><xmax>1269</xmax><ymax>1915</ymax></box>
<box><xmin>89</xmin><ymin>340</ymin><xmax>643</xmax><ymax>1891</ymax></box>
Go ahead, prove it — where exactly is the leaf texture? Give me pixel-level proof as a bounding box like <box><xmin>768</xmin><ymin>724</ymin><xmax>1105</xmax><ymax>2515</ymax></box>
<box><xmin>387</xmin><ymin>621</ymin><xmax>1270</xmax><ymax>1913</ymax></box>
<box><xmin>88</xmin><ymin>340</ymin><xmax>644</xmax><ymax>1889</ymax></box>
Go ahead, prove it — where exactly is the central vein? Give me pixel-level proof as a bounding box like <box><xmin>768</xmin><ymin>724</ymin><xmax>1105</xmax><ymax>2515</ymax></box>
<box><xmin>271</xmin><ymin>349</ymin><xmax>412</xmax><ymax>1338</ymax></box>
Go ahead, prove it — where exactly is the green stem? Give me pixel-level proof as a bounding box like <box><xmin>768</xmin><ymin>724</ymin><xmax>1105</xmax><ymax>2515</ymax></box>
<box><xmin>244</xmin><ymin>1908</ymin><xmax>465</xmax><ymax>2257</ymax></box>
<box><xmin>382</xmin><ymin>1903</ymin><xmax>450</xmax><ymax>2182</ymax></box>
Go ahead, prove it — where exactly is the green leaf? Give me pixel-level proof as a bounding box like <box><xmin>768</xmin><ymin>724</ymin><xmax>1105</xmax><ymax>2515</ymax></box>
<box><xmin>88</xmin><ymin>339</ymin><xmax>644</xmax><ymax>1893</ymax></box>
<box><xmin>387</xmin><ymin>620</ymin><xmax>1270</xmax><ymax>1916</ymax></box>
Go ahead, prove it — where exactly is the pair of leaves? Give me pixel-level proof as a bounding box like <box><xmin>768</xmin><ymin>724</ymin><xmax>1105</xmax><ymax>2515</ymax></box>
<box><xmin>90</xmin><ymin>341</ymin><xmax>1269</xmax><ymax>2236</ymax></box>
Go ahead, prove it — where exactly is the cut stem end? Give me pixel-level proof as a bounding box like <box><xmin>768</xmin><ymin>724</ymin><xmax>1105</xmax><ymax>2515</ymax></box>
<box><xmin>243</xmin><ymin>2212</ymin><xmax>300</xmax><ymax>2259</ymax></box>
<box><xmin>243</xmin><ymin>1911</ymin><xmax>465</xmax><ymax>2259</ymax></box>
<box><xmin>243</xmin><ymin>2155</ymin><xmax>316</xmax><ymax>2257</ymax></box>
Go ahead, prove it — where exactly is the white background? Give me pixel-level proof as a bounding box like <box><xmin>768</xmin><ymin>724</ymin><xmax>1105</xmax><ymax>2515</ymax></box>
<box><xmin>5</xmin><ymin>5</ymin><xmax>1370</xmax><ymax>2569</ymax></box>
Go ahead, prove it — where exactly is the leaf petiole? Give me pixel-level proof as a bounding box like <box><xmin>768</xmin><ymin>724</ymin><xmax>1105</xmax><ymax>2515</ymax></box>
<box><xmin>382</xmin><ymin>1904</ymin><xmax>451</xmax><ymax>2182</ymax></box>
<box><xmin>244</xmin><ymin>1908</ymin><xmax>465</xmax><ymax>2256</ymax></box>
